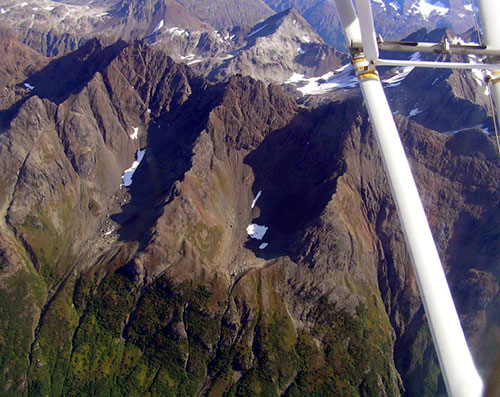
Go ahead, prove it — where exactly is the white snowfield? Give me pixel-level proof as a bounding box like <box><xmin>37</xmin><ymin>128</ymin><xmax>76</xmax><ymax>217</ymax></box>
<box><xmin>246</xmin><ymin>224</ymin><xmax>268</xmax><ymax>240</ymax></box>
<box><xmin>122</xmin><ymin>149</ymin><xmax>146</xmax><ymax>187</ymax></box>
<box><xmin>285</xmin><ymin>64</ymin><xmax>358</xmax><ymax>95</ymax></box>
<box><xmin>408</xmin><ymin>0</ymin><xmax>449</xmax><ymax>20</ymax></box>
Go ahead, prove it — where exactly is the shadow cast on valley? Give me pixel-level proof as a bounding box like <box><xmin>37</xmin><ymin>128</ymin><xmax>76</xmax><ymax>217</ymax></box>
<box><xmin>243</xmin><ymin>100</ymin><xmax>361</xmax><ymax>261</ymax></box>
<box><xmin>110</xmin><ymin>79</ymin><xmax>224</xmax><ymax>250</ymax></box>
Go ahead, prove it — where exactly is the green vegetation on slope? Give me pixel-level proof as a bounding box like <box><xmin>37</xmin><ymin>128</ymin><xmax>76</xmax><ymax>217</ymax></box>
<box><xmin>13</xmin><ymin>260</ymin><xmax>403</xmax><ymax>397</ymax></box>
<box><xmin>0</xmin><ymin>255</ymin><xmax>46</xmax><ymax>395</ymax></box>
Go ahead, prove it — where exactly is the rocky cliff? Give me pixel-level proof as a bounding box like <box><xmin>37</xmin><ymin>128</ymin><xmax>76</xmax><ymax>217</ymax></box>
<box><xmin>0</xmin><ymin>37</ymin><xmax>499</xmax><ymax>397</ymax></box>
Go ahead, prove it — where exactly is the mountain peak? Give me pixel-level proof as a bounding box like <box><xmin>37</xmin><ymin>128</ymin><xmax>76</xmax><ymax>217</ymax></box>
<box><xmin>245</xmin><ymin>7</ymin><xmax>323</xmax><ymax>45</ymax></box>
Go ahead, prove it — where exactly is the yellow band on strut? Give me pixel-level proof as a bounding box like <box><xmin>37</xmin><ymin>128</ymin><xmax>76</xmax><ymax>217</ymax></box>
<box><xmin>491</xmin><ymin>70</ymin><xmax>500</xmax><ymax>85</ymax></box>
<box><xmin>352</xmin><ymin>56</ymin><xmax>380</xmax><ymax>81</ymax></box>
<box><xmin>357</xmin><ymin>71</ymin><xmax>380</xmax><ymax>81</ymax></box>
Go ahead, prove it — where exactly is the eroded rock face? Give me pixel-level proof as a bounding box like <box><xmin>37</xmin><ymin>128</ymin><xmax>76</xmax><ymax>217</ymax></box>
<box><xmin>0</xmin><ymin>39</ymin><xmax>499</xmax><ymax>397</ymax></box>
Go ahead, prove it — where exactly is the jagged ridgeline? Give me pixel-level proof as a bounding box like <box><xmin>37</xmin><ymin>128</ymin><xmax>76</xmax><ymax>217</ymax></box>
<box><xmin>0</xmin><ymin>39</ymin><xmax>499</xmax><ymax>397</ymax></box>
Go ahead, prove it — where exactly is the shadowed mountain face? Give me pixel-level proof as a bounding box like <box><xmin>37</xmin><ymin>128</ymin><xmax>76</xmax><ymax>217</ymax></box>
<box><xmin>0</xmin><ymin>39</ymin><xmax>499</xmax><ymax>396</ymax></box>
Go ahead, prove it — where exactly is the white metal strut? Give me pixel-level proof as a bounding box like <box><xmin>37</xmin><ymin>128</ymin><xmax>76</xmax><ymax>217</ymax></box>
<box><xmin>334</xmin><ymin>1</ymin><xmax>487</xmax><ymax>396</ymax></box>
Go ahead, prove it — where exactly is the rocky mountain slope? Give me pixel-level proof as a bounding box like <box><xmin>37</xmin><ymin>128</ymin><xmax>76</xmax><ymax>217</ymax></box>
<box><xmin>0</xmin><ymin>36</ymin><xmax>499</xmax><ymax>396</ymax></box>
<box><xmin>0</xmin><ymin>0</ymin><xmax>272</xmax><ymax>57</ymax></box>
<box><xmin>0</xmin><ymin>1</ymin><xmax>345</xmax><ymax>85</ymax></box>
<box><xmin>174</xmin><ymin>0</ymin><xmax>274</xmax><ymax>30</ymax></box>
<box><xmin>148</xmin><ymin>9</ymin><xmax>347</xmax><ymax>84</ymax></box>
<box><xmin>0</xmin><ymin>27</ymin><xmax>49</xmax><ymax>111</ymax></box>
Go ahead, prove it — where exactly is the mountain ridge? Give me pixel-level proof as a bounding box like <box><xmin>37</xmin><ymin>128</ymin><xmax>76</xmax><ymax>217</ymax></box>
<box><xmin>0</xmin><ymin>38</ymin><xmax>499</xmax><ymax>395</ymax></box>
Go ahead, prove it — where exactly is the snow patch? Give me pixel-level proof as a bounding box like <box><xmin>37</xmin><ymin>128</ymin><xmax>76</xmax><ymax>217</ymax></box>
<box><xmin>251</xmin><ymin>191</ymin><xmax>262</xmax><ymax>208</ymax></box>
<box><xmin>464</xmin><ymin>4</ymin><xmax>473</xmax><ymax>12</ymax></box>
<box><xmin>130</xmin><ymin>127</ymin><xmax>139</xmax><ymax>140</ymax></box>
<box><xmin>373</xmin><ymin>0</ymin><xmax>386</xmax><ymax>10</ymax></box>
<box><xmin>445</xmin><ymin>124</ymin><xmax>491</xmax><ymax>135</ymax></box>
<box><xmin>409</xmin><ymin>108</ymin><xmax>422</xmax><ymax>117</ymax></box>
<box><xmin>19</xmin><ymin>2</ymin><xmax>28</xmax><ymax>7</ymax></box>
<box><xmin>450</xmin><ymin>36</ymin><xmax>479</xmax><ymax>46</ymax></box>
<box><xmin>468</xmin><ymin>54</ymin><xmax>490</xmax><ymax>95</ymax></box>
<box><xmin>383</xmin><ymin>53</ymin><xmax>421</xmax><ymax>87</ymax></box>
<box><xmin>297</xmin><ymin>48</ymin><xmax>306</xmax><ymax>55</ymax></box>
<box><xmin>24</xmin><ymin>82</ymin><xmax>35</xmax><ymax>90</ymax></box>
<box><xmin>246</xmin><ymin>224</ymin><xmax>268</xmax><ymax>240</ymax></box>
<box><xmin>408</xmin><ymin>0</ymin><xmax>449</xmax><ymax>20</ymax></box>
<box><xmin>286</xmin><ymin>73</ymin><xmax>305</xmax><ymax>83</ymax></box>
<box><xmin>301</xmin><ymin>35</ymin><xmax>311</xmax><ymax>43</ymax></box>
<box><xmin>187</xmin><ymin>59</ymin><xmax>202</xmax><ymax>65</ymax></box>
<box><xmin>151</xmin><ymin>19</ymin><xmax>164</xmax><ymax>34</ymax></box>
<box><xmin>0</xmin><ymin>8</ymin><xmax>7</xmax><ymax>14</ymax></box>
<box><xmin>247</xmin><ymin>24</ymin><xmax>267</xmax><ymax>38</ymax></box>
<box><xmin>259</xmin><ymin>243</ymin><xmax>268</xmax><ymax>249</ymax></box>
<box><xmin>122</xmin><ymin>149</ymin><xmax>145</xmax><ymax>187</ymax></box>
<box><xmin>389</xmin><ymin>1</ymin><xmax>400</xmax><ymax>11</ymax></box>
<box><xmin>180</xmin><ymin>53</ymin><xmax>196</xmax><ymax>60</ymax></box>
<box><xmin>168</xmin><ymin>27</ymin><xmax>188</xmax><ymax>37</ymax></box>
<box><xmin>147</xmin><ymin>108</ymin><xmax>151</xmax><ymax>114</ymax></box>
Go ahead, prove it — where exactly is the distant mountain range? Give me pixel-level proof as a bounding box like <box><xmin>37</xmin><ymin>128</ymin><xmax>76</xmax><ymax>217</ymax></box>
<box><xmin>263</xmin><ymin>0</ymin><xmax>480</xmax><ymax>47</ymax></box>
<box><xmin>0</xmin><ymin>0</ymin><xmax>482</xmax><ymax>55</ymax></box>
